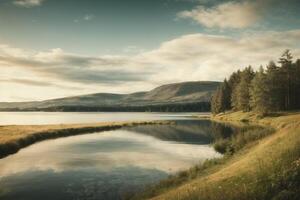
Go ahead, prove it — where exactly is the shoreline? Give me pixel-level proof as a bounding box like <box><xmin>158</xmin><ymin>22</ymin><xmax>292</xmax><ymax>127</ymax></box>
<box><xmin>133</xmin><ymin>111</ymin><xmax>300</xmax><ymax>200</ymax></box>
<box><xmin>0</xmin><ymin>120</ymin><xmax>170</xmax><ymax>159</ymax></box>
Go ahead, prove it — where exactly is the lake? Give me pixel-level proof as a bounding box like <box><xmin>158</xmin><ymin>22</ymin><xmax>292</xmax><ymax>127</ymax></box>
<box><xmin>0</xmin><ymin>112</ymin><xmax>208</xmax><ymax>125</ymax></box>
<box><xmin>0</xmin><ymin>112</ymin><xmax>230</xmax><ymax>200</ymax></box>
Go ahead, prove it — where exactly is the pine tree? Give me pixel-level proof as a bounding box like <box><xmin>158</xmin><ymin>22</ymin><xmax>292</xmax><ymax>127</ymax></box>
<box><xmin>236</xmin><ymin>78</ymin><xmax>250</xmax><ymax>111</ymax></box>
<box><xmin>290</xmin><ymin>59</ymin><xmax>299</xmax><ymax>109</ymax></box>
<box><xmin>250</xmin><ymin>66</ymin><xmax>270</xmax><ymax>115</ymax></box>
<box><xmin>278</xmin><ymin>49</ymin><xmax>293</xmax><ymax>110</ymax></box>
<box><xmin>211</xmin><ymin>80</ymin><xmax>231</xmax><ymax>114</ymax></box>
<box><xmin>229</xmin><ymin>70</ymin><xmax>242</xmax><ymax>111</ymax></box>
<box><xmin>295</xmin><ymin>59</ymin><xmax>300</xmax><ymax>109</ymax></box>
<box><xmin>265</xmin><ymin>61</ymin><xmax>284</xmax><ymax>111</ymax></box>
<box><xmin>211</xmin><ymin>91</ymin><xmax>218</xmax><ymax>114</ymax></box>
<box><xmin>221</xmin><ymin>79</ymin><xmax>231</xmax><ymax>111</ymax></box>
<box><xmin>211</xmin><ymin>87</ymin><xmax>222</xmax><ymax>114</ymax></box>
<box><xmin>235</xmin><ymin>66</ymin><xmax>255</xmax><ymax>111</ymax></box>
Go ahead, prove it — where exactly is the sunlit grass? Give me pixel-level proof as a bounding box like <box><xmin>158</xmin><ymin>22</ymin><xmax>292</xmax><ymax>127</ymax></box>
<box><xmin>131</xmin><ymin>111</ymin><xmax>300</xmax><ymax>200</ymax></box>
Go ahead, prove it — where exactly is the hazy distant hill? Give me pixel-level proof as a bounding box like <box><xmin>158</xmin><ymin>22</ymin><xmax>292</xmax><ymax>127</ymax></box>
<box><xmin>0</xmin><ymin>81</ymin><xmax>220</xmax><ymax>111</ymax></box>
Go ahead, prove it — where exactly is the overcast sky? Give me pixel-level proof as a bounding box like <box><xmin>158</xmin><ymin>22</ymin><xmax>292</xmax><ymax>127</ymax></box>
<box><xmin>1</xmin><ymin>0</ymin><xmax>300</xmax><ymax>101</ymax></box>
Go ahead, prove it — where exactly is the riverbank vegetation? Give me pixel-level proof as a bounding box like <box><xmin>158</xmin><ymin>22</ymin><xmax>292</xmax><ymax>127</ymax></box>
<box><xmin>212</xmin><ymin>125</ymin><xmax>274</xmax><ymax>154</ymax></box>
<box><xmin>131</xmin><ymin>111</ymin><xmax>300</xmax><ymax>200</ymax></box>
<box><xmin>211</xmin><ymin>50</ymin><xmax>300</xmax><ymax>115</ymax></box>
<box><xmin>0</xmin><ymin>121</ymin><xmax>169</xmax><ymax>159</ymax></box>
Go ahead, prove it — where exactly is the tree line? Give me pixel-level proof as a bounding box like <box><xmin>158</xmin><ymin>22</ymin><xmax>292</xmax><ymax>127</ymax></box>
<box><xmin>211</xmin><ymin>50</ymin><xmax>300</xmax><ymax>115</ymax></box>
<box><xmin>1</xmin><ymin>102</ymin><xmax>211</xmax><ymax>112</ymax></box>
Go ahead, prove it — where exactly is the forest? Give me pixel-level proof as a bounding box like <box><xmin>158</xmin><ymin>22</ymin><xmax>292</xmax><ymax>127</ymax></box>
<box><xmin>211</xmin><ymin>50</ymin><xmax>300</xmax><ymax>115</ymax></box>
<box><xmin>0</xmin><ymin>102</ymin><xmax>210</xmax><ymax>112</ymax></box>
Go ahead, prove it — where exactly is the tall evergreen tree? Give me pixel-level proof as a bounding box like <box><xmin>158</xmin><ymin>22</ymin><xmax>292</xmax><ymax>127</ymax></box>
<box><xmin>289</xmin><ymin>59</ymin><xmax>299</xmax><ymax>109</ymax></box>
<box><xmin>278</xmin><ymin>49</ymin><xmax>293</xmax><ymax>110</ymax></box>
<box><xmin>235</xmin><ymin>66</ymin><xmax>255</xmax><ymax>111</ymax></box>
<box><xmin>211</xmin><ymin>80</ymin><xmax>231</xmax><ymax>114</ymax></box>
<box><xmin>211</xmin><ymin>88</ymin><xmax>221</xmax><ymax>114</ymax></box>
<box><xmin>211</xmin><ymin>87</ymin><xmax>223</xmax><ymax>114</ymax></box>
<box><xmin>265</xmin><ymin>61</ymin><xmax>284</xmax><ymax>111</ymax></box>
<box><xmin>229</xmin><ymin>70</ymin><xmax>242</xmax><ymax>111</ymax></box>
<box><xmin>250</xmin><ymin>66</ymin><xmax>270</xmax><ymax>115</ymax></box>
<box><xmin>221</xmin><ymin>79</ymin><xmax>231</xmax><ymax>111</ymax></box>
<box><xmin>295</xmin><ymin>59</ymin><xmax>300</xmax><ymax>109</ymax></box>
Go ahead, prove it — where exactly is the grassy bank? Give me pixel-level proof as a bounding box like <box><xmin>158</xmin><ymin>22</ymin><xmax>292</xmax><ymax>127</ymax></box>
<box><xmin>132</xmin><ymin>111</ymin><xmax>300</xmax><ymax>200</ymax></box>
<box><xmin>0</xmin><ymin>120</ymin><xmax>169</xmax><ymax>159</ymax></box>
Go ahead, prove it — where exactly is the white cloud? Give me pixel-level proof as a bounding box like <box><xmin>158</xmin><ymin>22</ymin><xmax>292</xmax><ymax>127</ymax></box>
<box><xmin>177</xmin><ymin>1</ymin><xmax>263</xmax><ymax>29</ymax></box>
<box><xmin>74</xmin><ymin>14</ymin><xmax>95</xmax><ymax>23</ymax></box>
<box><xmin>122</xmin><ymin>46</ymin><xmax>145</xmax><ymax>54</ymax></box>
<box><xmin>139</xmin><ymin>30</ymin><xmax>300</xmax><ymax>81</ymax></box>
<box><xmin>13</xmin><ymin>0</ymin><xmax>45</xmax><ymax>8</ymax></box>
<box><xmin>1</xmin><ymin>29</ymin><xmax>300</xmax><ymax>101</ymax></box>
<box><xmin>84</xmin><ymin>14</ymin><xmax>94</xmax><ymax>21</ymax></box>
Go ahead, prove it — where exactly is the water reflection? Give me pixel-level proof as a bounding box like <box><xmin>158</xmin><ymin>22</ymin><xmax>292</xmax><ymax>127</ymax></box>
<box><xmin>0</xmin><ymin>130</ymin><xmax>219</xmax><ymax>176</ymax></box>
<box><xmin>0</xmin><ymin>119</ymin><xmax>230</xmax><ymax>200</ymax></box>
<box><xmin>210</xmin><ymin>121</ymin><xmax>235</xmax><ymax>140</ymax></box>
<box><xmin>125</xmin><ymin>120</ymin><xmax>214</xmax><ymax>144</ymax></box>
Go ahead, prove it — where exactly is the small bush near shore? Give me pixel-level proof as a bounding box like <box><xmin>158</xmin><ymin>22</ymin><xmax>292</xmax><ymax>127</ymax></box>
<box><xmin>213</xmin><ymin>126</ymin><xmax>275</xmax><ymax>155</ymax></box>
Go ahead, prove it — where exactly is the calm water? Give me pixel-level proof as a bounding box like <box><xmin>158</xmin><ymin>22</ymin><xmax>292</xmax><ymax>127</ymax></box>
<box><xmin>0</xmin><ymin>112</ymin><xmax>207</xmax><ymax>125</ymax></box>
<box><xmin>0</xmin><ymin>113</ymin><xmax>229</xmax><ymax>200</ymax></box>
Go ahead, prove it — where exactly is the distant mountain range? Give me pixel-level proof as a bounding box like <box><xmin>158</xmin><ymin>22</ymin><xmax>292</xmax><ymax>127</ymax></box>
<box><xmin>0</xmin><ymin>81</ymin><xmax>220</xmax><ymax>112</ymax></box>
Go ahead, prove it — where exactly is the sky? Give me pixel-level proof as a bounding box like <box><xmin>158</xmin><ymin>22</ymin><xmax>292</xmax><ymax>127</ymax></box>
<box><xmin>0</xmin><ymin>0</ymin><xmax>300</xmax><ymax>101</ymax></box>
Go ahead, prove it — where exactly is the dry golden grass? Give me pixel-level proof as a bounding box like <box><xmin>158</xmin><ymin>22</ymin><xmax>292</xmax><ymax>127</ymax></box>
<box><xmin>149</xmin><ymin>111</ymin><xmax>300</xmax><ymax>200</ymax></box>
<box><xmin>0</xmin><ymin>120</ymin><xmax>169</xmax><ymax>158</ymax></box>
<box><xmin>0</xmin><ymin>122</ymin><xmax>134</xmax><ymax>144</ymax></box>
<box><xmin>213</xmin><ymin>111</ymin><xmax>300</xmax><ymax>129</ymax></box>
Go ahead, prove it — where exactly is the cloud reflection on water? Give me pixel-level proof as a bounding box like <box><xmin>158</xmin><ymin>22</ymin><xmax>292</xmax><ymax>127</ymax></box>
<box><xmin>0</xmin><ymin>129</ymin><xmax>220</xmax><ymax>177</ymax></box>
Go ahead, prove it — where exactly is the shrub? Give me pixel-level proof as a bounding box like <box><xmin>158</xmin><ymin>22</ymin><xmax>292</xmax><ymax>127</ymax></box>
<box><xmin>213</xmin><ymin>125</ymin><xmax>275</xmax><ymax>154</ymax></box>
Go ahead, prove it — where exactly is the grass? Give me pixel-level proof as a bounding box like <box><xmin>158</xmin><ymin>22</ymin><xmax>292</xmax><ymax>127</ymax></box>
<box><xmin>131</xmin><ymin>111</ymin><xmax>300</xmax><ymax>200</ymax></box>
<box><xmin>213</xmin><ymin>125</ymin><xmax>275</xmax><ymax>154</ymax></box>
<box><xmin>0</xmin><ymin>120</ymin><xmax>170</xmax><ymax>159</ymax></box>
<box><xmin>128</xmin><ymin>158</ymin><xmax>229</xmax><ymax>200</ymax></box>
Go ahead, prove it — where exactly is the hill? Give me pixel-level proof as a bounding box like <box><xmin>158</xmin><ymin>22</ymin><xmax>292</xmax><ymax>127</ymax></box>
<box><xmin>0</xmin><ymin>81</ymin><xmax>220</xmax><ymax>111</ymax></box>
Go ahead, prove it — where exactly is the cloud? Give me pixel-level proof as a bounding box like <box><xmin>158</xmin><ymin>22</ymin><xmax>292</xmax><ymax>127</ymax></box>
<box><xmin>0</xmin><ymin>47</ymin><xmax>154</xmax><ymax>85</ymax></box>
<box><xmin>84</xmin><ymin>14</ymin><xmax>94</xmax><ymax>21</ymax></box>
<box><xmin>13</xmin><ymin>0</ymin><xmax>45</xmax><ymax>8</ymax></box>
<box><xmin>0</xmin><ymin>78</ymin><xmax>82</xmax><ymax>90</ymax></box>
<box><xmin>0</xmin><ymin>29</ymin><xmax>300</xmax><ymax>101</ymax></box>
<box><xmin>123</xmin><ymin>46</ymin><xmax>145</xmax><ymax>54</ymax></box>
<box><xmin>138</xmin><ymin>30</ymin><xmax>300</xmax><ymax>81</ymax></box>
<box><xmin>0</xmin><ymin>78</ymin><xmax>54</xmax><ymax>86</ymax></box>
<box><xmin>74</xmin><ymin>14</ymin><xmax>95</xmax><ymax>23</ymax></box>
<box><xmin>177</xmin><ymin>1</ymin><xmax>264</xmax><ymax>29</ymax></box>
